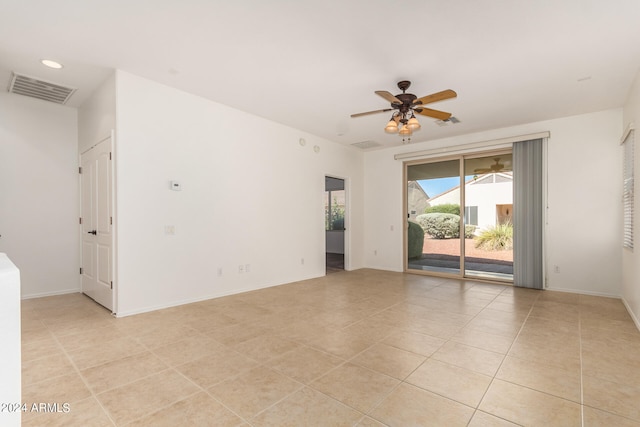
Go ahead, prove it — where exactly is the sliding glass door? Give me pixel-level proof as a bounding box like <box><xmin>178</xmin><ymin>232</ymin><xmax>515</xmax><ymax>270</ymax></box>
<box><xmin>463</xmin><ymin>154</ymin><xmax>513</xmax><ymax>280</ymax></box>
<box><xmin>406</xmin><ymin>151</ymin><xmax>514</xmax><ymax>282</ymax></box>
<box><xmin>407</xmin><ymin>159</ymin><xmax>461</xmax><ymax>275</ymax></box>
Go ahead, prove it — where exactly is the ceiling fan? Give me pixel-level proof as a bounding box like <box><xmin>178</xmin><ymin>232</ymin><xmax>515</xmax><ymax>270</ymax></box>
<box><xmin>351</xmin><ymin>80</ymin><xmax>457</xmax><ymax>141</ymax></box>
<box><xmin>474</xmin><ymin>158</ymin><xmax>506</xmax><ymax>174</ymax></box>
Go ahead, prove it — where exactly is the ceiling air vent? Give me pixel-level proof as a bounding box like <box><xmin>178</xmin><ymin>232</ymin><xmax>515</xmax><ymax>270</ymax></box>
<box><xmin>8</xmin><ymin>72</ymin><xmax>76</xmax><ymax>105</ymax></box>
<box><xmin>351</xmin><ymin>140</ymin><xmax>382</xmax><ymax>149</ymax></box>
<box><xmin>435</xmin><ymin>116</ymin><xmax>461</xmax><ymax>127</ymax></box>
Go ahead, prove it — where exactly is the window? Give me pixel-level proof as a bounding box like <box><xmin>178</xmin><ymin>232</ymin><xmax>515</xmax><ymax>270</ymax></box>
<box><xmin>325</xmin><ymin>190</ymin><xmax>345</xmax><ymax>231</ymax></box>
<box><xmin>623</xmin><ymin>128</ymin><xmax>635</xmax><ymax>250</ymax></box>
<box><xmin>464</xmin><ymin>206</ymin><xmax>478</xmax><ymax>225</ymax></box>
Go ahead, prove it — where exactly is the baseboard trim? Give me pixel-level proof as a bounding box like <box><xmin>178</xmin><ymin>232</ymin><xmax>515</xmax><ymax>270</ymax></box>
<box><xmin>621</xmin><ymin>297</ymin><xmax>640</xmax><ymax>333</ymax></box>
<box><xmin>544</xmin><ymin>286</ymin><xmax>621</xmax><ymax>299</ymax></box>
<box><xmin>114</xmin><ymin>273</ymin><xmax>323</xmax><ymax>318</ymax></box>
<box><xmin>21</xmin><ymin>288</ymin><xmax>80</xmax><ymax>300</ymax></box>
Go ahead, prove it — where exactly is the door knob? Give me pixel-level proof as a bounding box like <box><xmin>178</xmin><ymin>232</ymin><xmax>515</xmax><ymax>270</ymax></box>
<box><xmin>87</xmin><ymin>230</ymin><xmax>97</xmax><ymax>235</ymax></box>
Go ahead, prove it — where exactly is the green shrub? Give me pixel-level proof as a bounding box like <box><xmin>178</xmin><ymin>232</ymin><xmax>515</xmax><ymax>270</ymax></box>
<box><xmin>464</xmin><ymin>224</ymin><xmax>477</xmax><ymax>239</ymax></box>
<box><xmin>424</xmin><ymin>203</ymin><xmax>460</xmax><ymax>216</ymax></box>
<box><xmin>407</xmin><ymin>221</ymin><xmax>424</xmax><ymax>259</ymax></box>
<box><xmin>416</xmin><ymin>213</ymin><xmax>476</xmax><ymax>239</ymax></box>
<box><xmin>416</xmin><ymin>213</ymin><xmax>460</xmax><ymax>239</ymax></box>
<box><xmin>475</xmin><ymin>223</ymin><xmax>513</xmax><ymax>251</ymax></box>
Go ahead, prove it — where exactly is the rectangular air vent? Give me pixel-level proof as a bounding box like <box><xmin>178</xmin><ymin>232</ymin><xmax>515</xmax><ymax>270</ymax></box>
<box><xmin>351</xmin><ymin>140</ymin><xmax>382</xmax><ymax>149</ymax></box>
<box><xmin>435</xmin><ymin>116</ymin><xmax>461</xmax><ymax>127</ymax></box>
<box><xmin>8</xmin><ymin>72</ymin><xmax>76</xmax><ymax>105</ymax></box>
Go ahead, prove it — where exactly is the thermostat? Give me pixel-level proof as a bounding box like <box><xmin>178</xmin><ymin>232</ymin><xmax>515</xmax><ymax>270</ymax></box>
<box><xmin>169</xmin><ymin>180</ymin><xmax>182</xmax><ymax>191</ymax></box>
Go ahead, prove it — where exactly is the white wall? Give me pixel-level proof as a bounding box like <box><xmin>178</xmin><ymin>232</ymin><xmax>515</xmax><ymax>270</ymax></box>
<box><xmin>622</xmin><ymin>70</ymin><xmax>640</xmax><ymax>327</ymax></box>
<box><xmin>365</xmin><ymin>109</ymin><xmax>623</xmax><ymax>296</ymax></box>
<box><xmin>427</xmin><ymin>178</ymin><xmax>513</xmax><ymax>229</ymax></box>
<box><xmin>0</xmin><ymin>93</ymin><xmax>79</xmax><ymax>298</ymax></box>
<box><xmin>466</xmin><ymin>179</ymin><xmax>512</xmax><ymax>229</ymax></box>
<box><xmin>78</xmin><ymin>73</ymin><xmax>116</xmax><ymax>153</ymax></box>
<box><xmin>114</xmin><ymin>71</ymin><xmax>364</xmax><ymax>316</ymax></box>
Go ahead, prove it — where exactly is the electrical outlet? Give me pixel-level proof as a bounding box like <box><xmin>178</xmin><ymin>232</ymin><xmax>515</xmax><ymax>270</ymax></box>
<box><xmin>554</xmin><ymin>265</ymin><xmax>560</xmax><ymax>273</ymax></box>
<box><xmin>217</xmin><ymin>268</ymin><xmax>222</xmax><ymax>276</ymax></box>
<box><xmin>238</xmin><ymin>265</ymin><xmax>244</xmax><ymax>274</ymax></box>
<box><xmin>301</xmin><ymin>258</ymin><xmax>305</xmax><ymax>265</ymax></box>
<box><xmin>374</xmin><ymin>249</ymin><xmax>377</xmax><ymax>256</ymax></box>
<box><xmin>245</xmin><ymin>264</ymin><xmax>250</xmax><ymax>273</ymax></box>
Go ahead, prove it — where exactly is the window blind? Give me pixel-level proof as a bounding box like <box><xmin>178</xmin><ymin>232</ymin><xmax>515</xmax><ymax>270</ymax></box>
<box><xmin>513</xmin><ymin>138</ymin><xmax>544</xmax><ymax>289</ymax></box>
<box><xmin>623</xmin><ymin>129</ymin><xmax>635</xmax><ymax>250</ymax></box>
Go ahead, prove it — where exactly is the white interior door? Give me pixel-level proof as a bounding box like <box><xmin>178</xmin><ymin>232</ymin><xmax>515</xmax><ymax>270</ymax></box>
<box><xmin>80</xmin><ymin>137</ymin><xmax>113</xmax><ymax>311</ymax></box>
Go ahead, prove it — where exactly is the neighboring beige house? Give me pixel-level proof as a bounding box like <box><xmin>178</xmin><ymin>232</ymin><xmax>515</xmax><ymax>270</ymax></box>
<box><xmin>425</xmin><ymin>172</ymin><xmax>513</xmax><ymax>231</ymax></box>
<box><xmin>407</xmin><ymin>181</ymin><xmax>430</xmax><ymax>221</ymax></box>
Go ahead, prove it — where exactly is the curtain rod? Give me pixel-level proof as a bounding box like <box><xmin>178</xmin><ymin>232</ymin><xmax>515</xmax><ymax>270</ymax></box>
<box><xmin>394</xmin><ymin>131</ymin><xmax>551</xmax><ymax>161</ymax></box>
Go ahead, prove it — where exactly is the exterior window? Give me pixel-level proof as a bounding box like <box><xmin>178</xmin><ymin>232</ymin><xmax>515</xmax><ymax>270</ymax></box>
<box><xmin>325</xmin><ymin>190</ymin><xmax>345</xmax><ymax>231</ymax></box>
<box><xmin>464</xmin><ymin>206</ymin><xmax>478</xmax><ymax>226</ymax></box>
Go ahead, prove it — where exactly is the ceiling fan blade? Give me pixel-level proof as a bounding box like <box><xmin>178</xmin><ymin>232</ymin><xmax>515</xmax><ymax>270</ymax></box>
<box><xmin>414</xmin><ymin>89</ymin><xmax>457</xmax><ymax>105</ymax></box>
<box><xmin>414</xmin><ymin>107</ymin><xmax>452</xmax><ymax>120</ymax></box>
<box><xmin>350</xmin><ymin>108</ymin><xmax>393</xmax><ymax>118</ymax></box>
<box><xmin>375</xmin><ymin>90</ymin><xmax>402</xmax><ymax>104</ymax></box>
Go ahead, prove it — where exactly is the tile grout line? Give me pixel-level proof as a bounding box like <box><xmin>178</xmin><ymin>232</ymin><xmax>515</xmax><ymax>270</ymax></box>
<box><xmin>465</xmin><ymin>286</ymin><xmax>526</xmax><ymax>426</ymax></box>
<box><xmin>467</xmin><ymin>286</ymin><xmax>540</xmax><ymax>426</ymax></box>
<box><xmin>355</xmin><ymin>284</ymin><xmax>507</xmax><ymax>426</ymax></box>
<box><xmin>36</xmin><ymin>312</ymin><xmax>224</xmax><ymax>426</ymax></box>
<box><xmin>141</xmin><ymin>340</ymin><xmax>256</xmax><ymax>427</ymax></box>
<box><xmin>38</xmin><ymin>311</ymin><xmax>119</xmax><ymax>427</ymax></box>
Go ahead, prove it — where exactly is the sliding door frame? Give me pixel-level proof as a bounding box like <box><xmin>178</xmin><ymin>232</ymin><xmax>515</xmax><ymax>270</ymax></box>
<box><xmin>403</xmin><ymin>148</ymin><xmax>514</xmax><ymax>284</ymax></box>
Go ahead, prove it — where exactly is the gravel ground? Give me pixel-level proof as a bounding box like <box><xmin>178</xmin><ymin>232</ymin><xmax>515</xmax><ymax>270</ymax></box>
<box><xmin>422</xmin><ymin>238</ymin><xmax>513</xmax><ymax>262</ymax></box>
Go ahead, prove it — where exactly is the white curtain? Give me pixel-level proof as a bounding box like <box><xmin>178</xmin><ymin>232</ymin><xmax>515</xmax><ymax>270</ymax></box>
<box><xmin>513</xmin><ymin>138</ymin><xmax>544</xmax><ymax>289</ymax></box>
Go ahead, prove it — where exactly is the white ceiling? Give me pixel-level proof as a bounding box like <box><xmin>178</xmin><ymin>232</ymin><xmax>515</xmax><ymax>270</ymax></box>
<box><xmin>1</xmin><ymin>0</ymin><xmax>639</xmax><ymax>149</ymax></box>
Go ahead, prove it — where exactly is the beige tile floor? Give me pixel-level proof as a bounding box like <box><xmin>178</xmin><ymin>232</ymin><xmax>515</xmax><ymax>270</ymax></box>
<box><xmin>20</xmin><ymin>269</ymin><xmax>640</xmax><ymax>426</ymax></box>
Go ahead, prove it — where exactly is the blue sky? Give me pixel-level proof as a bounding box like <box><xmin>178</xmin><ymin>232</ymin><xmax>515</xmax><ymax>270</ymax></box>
<box><xmin>418</xmin><ymin>176</ymin><xmax>473</xmax><ymax>198</ymax></box>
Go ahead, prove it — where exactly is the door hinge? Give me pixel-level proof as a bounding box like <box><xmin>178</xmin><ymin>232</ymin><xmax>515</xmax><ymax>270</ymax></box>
<box><xmin>80</xmin><ymin>267</ymin><xmax>83</xmax><ymax>274</ymax></box>
<box><xmin>78</xmin><ymin>166</ymin><xmax>82</xmax><ymax>174</ymax></box>
<box><xmin>110</xmin><ymin>281</ymin><xmax>113</xmax><ymax>290</ymax></box>
<box><xmin>109</xmin><ymin>152</ymin><xmax>112</xmax><ymax>160</ymax></box>
<box><xmin>110</xmin><ymin>217</ymin><xmax>113</xmax><ymax>225</ymax></box>
<box><xmin>79</xmin><ymin>217</ymin><xmax>82</xmax><ymax>225</ymax></box>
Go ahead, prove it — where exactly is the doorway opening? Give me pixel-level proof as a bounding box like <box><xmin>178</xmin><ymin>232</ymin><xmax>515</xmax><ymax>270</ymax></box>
<box><xmin>406</xmin><ymin>151</ymin><xmax>514</xmax><ymax>282</ymax></box>
<box><xmin>325</xmin><ymin>176</ymin><xmax>345</xmax><ymax>274</ymax></box>
<box><xmin>80</xmin><ymin>135</ymin><xmax>115</xmax><ymax>312</ymax></box>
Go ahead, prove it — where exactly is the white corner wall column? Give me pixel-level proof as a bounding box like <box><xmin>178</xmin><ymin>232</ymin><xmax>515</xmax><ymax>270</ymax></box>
<box><xmin>0</xmin><ymin>253</ymin><xmax>21</xmax><ymax>427</ymax></box>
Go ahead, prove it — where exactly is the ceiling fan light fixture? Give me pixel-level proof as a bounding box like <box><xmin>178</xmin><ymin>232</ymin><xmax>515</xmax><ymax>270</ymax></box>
<box><xmin>351</xmin><ymin>81</ymin><xmax>457</xmax><ymax>143</ymax></box>
<box><xmin>407</xmin><ymin>114</ymin><xmax>421</xmax><ymax>131</ymax></box>
<box><xmin>399</xmin><ymin>124</ymin><xmax>412</xmax><ymax>136</ymax></box>
<box><xmin>384</xmin><ymin>119</ymin><xmax>399</xmax><ymax>134</ymax></box>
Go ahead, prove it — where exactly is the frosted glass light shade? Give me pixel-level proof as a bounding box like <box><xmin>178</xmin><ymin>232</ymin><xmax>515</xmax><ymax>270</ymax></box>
<box><xmin>407</xmin><ymin>116</ymin><xmax>421</xmax><ymax>131</ymax></box>
<box><xmin>399</xmin><ymin>125</ymin><xmax>412</xmax><ymax>136</ymax></box>
<box><xmin>384</xmin><ymin>120</ymin><xmax>399</xmax><ymax>133</ymax></box>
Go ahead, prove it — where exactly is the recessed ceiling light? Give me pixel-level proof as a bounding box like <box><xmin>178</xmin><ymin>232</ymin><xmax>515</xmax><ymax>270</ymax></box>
<box><xmin>41</xmin><ymin>59</ymin><xmax>63</xmax><ymax>69</ymax></box>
